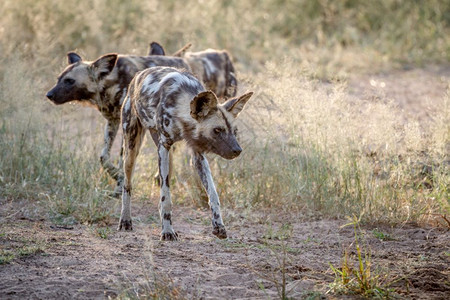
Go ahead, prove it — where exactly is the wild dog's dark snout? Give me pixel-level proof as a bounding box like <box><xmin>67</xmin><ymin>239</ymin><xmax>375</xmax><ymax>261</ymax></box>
<box><xmin>46</xmin><ymin>90</ymin><xmax>55</xmax><ymax>100</ymax></box>
<box><xmin>227</xmin><ymin>142</ymin><xmax>242</xmax><ymax>159</ymax></box>
<box><xmin>218</xmin><ymin>137</ymin><xmax>242</xmax><ymax>159</ymax></box>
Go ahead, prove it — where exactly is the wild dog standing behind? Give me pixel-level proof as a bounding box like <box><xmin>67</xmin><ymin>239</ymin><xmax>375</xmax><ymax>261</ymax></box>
<box><xmin>119</xmin><ymin>66</ymin><xmax>252</xmax><ymax>240</ymax></box>
<box><xmin>46</xmin><ymin>52</ymin><xmax>190</xmax><ymax>195</ymax></box>
<box><xmin>149</xmin><ymin>42</ymin><xmax>238</xmax><ymax>99</ymax></box>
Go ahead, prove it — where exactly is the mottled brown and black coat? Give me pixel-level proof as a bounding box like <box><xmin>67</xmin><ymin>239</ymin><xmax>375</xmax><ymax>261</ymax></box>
<box><xmin>119</xmin><ymin>66</ymin><xmax>252</xmax><ymax>240</ymax></box>
<box><xmin>149</xmin><ymin>42</ymin><xmax>238</xmax><ymax>99</ymax></box>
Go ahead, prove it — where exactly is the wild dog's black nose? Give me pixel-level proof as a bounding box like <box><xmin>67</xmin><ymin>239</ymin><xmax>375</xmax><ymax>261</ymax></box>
<box><xmin>46</xmin><ymin>91</ymin><xmax>54</xmax><ymax>100</ymax></box>
<box><xmin>232</xmin><ymin>146</ymin><xmax>242</xmax><ymax>157</ymax></box>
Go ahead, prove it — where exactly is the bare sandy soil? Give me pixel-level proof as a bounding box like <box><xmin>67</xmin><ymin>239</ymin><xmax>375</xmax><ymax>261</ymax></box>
<box><xmin>1</xmin><ymin>199</ymin><xmax>449</xmax><ymax>299</ymax></box>
<box><xmin>1</xmin><ymin>67</ymin><xmax>449</xmax><ymax>299</ymax></box>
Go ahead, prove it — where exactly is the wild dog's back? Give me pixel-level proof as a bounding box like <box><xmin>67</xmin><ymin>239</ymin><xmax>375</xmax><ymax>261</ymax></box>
<box><xmin>114</xmin><ymin>55</ymin><xmax>191</xmax><ymax>97</ymax></box>
<box><xmin>126</xmin><ymin>67</ymin><xmax>204</xmax><ymax>142</ymax></box>
<box><xmin>184</xmin><ymin>49</ymin><xmax>237</xmax><ymax>99</ymax></box>
<box><xmin>148</xmin><ymin>42</ymin><xmax>238</xmax><ymax>99</ymax></box>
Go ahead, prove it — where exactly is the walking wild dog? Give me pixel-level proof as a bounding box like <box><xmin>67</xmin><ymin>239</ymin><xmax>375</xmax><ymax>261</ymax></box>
<box><xmin>149</xmin><ymin>42</ymin><xmax>238</xmax><ymax>99</ymax></box>
<box><xmin>119</xmin><ymin>66</ymin><xmax>252</xmax><ymax>240</ymax></box>
<box><xmin>46</xmin><ymin>52</ymin><xmax>190</xmax><ymax>195</ymax></box>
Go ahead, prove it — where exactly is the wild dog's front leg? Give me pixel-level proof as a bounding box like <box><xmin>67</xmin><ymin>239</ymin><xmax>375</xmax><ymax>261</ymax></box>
<box><xmin>99</xmin><ymin>119</ymin><xmax>123</xmax><ymax>195</ymax></box>
<box><xmin>158</xmin><ymin>142</ymin><xmax>177</xmax><ymax>241</ymax></box>
<box><xmin>193</xmin><ymin>152</ymin><xmax>227</xmax><ymax>239</ymax></box>
<box><xmin>113</xmin><ymin>146</ymin><xmax>124</xmax><ymax>197</ymax></box>
<box><xmin>150</xmin><ymin>131</ymin><xmax>173</xmax><ymax>186</ymax></box>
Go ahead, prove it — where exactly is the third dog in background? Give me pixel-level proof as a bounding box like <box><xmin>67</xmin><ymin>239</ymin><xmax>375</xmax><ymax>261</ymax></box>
<box><xmin>149</xmin><ymin>42</ymin><xmax>238</xmax><ymax>99</ymax></box>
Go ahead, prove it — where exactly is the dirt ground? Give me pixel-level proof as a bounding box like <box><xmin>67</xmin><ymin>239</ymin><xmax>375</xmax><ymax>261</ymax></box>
<box><xmin>1</xmin><ymin>199</ymin><xmax>449</xmax><ymax>299</ymax></box>
<box><xmin>1</xmin><ymin>67</ymin><xmax>449</xmax><ymax>299</ymax></box>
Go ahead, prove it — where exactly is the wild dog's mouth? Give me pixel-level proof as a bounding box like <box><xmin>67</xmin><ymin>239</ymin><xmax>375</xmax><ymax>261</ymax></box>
<box><xmin>211</xmin><ymin>140</ymin><xmax>242</xmax><ymax>160</ymax></box>
<box><xmin>191</xmin><ymin>133</ymin><xmax>242</xmax><ymax>159</ymax></box>
<box><xmin>46</xmin><ymin>98</ymin><xmax>65</xmax><ymax>105</ymax></box>
<box><xmin>45</xmin><ymin>96</ymin><xmax>67</xmax><ymax>105</ymax></box>
<box><xmin>220</xmin><ymin>150</ymin><xmax>241</xmax><ymax>160</ymax></box>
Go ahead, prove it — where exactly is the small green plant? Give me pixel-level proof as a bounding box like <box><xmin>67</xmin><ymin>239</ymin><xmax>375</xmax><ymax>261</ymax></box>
<box><xmin>303</xmin><ymin>291</ymin><xmax>325</xmax><ymax>300</ymax></box>
<box><xmin>16</xmin><ymin>245</ymin><xmax>45</xmax><ymax>257</ymax></box>
<box><xmin>95</xmin><ymin>227</ymin><xmax>111</xmax><ymax>239</ymax></box>
<box><xmin>372</xmin><ymin>229</ymin><xmax>395</xmax><ymax>241</ymax></box>
<box><xmin>0</xmin><ymin>250</ymin><xmax>15</xmax><ymax>265</ymax></box>
<box><xmin>328</xmin><ymin>216</ymin><xmax>394</xmax><ymax>298</ymax></box>
<box><xmin>0</xmin><ymin>244</ymin><xmax>45</xmax><ymax>265</ymax></box>
<box><xmin>262</xmin><ymin>223</ymin><xmax>293</xmax><ymax>240</ymax></box>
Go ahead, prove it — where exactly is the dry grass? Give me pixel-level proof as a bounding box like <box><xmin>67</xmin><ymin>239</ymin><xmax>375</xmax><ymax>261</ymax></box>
<box><xmin>0</xmin><ymin>0</ymin><xmax>448</xmax><ymax>239</ymax></box>
<box><xmin>206</xmin><ymin>62</ymin><xmax>449</xmax><ymax>223</ymax></box>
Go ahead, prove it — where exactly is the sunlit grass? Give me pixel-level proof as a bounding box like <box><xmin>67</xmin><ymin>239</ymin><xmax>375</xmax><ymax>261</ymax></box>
<box><xmin>0</xmin><ymin>55</ymin><xmax>116</xmax><ymax>225</ymax></box>
<box><xmin>165</xmin><ymin>62</ymin><xmax>449</xmax><ymax>223</ymax></box>
<box><xmin>0</xmin><ymin>0</ymin><xmax>448</xmax><ymax>228</ymax></box>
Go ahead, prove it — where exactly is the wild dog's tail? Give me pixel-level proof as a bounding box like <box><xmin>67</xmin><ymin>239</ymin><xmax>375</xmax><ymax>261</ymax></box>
<box><xmin>172</xmin><ymin>43</ymin><xmax>192</xmax><ymax>57</ymax></box>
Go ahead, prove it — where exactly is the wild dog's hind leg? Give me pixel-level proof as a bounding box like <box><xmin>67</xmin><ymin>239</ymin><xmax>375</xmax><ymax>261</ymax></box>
<box><xmin>157</xmin><ymin>139</ymin><xmax>177</xmax><ymax>241</ymax></box>
<box><xmin>100</xmin><ymin>119</ymin><xmax>123</xmax><ymax>196</ymax></box>
<box><xmin>193</xmin><ymin>152</ymin><xmax>227</xmax><ymax>239</ymax></box>
<box><xmin>118</xmin><ymin>117</ymin><xmax>144</xmax><ymax>231</ymax></box>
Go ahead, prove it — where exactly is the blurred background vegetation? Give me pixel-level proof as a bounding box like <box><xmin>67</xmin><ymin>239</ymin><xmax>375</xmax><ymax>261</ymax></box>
<box><xmin>1</xmin><ymin>0</ymin><xmax>449</xmax><ymax>74</ymax></box>
<box><xmin>0</xmin><ymin>0</ymin><xmax>449</xmax><ymax>225</ymax></box>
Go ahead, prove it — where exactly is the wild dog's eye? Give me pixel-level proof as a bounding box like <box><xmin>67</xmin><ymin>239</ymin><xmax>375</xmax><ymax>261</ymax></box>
<box><xmin>64</xmin><ymin>78</ymin><xmax>75</xmax><ymax>85</ymax></box>
<box><xmin>214</xmin><ymin>127</ymin><xmax>225</xmax><ymax>134</ymax></box>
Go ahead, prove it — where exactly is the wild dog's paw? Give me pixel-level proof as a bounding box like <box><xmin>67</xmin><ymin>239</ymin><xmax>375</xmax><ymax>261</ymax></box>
<box><xmin>212</xmin><ymin>225</ymin><xmax>227</xmax><ymax>239</ymax></box>
<box><xmin>118</xmin><ymin>219</ymin><xmax>133</xmax><ymax>231</ymax></box>
<box><xmin>160</xmin><ymin>230</ymin><xmax>178</xmax><ymax>241</ymax></box>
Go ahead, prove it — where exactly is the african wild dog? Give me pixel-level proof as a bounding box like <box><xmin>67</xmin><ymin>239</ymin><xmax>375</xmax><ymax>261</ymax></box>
<box><xmin>119</xmin><ymin>66</ymin><xmax>252</xmax><ymax>240</ymax></box>
<box><xmin>46</xmin><ymin>52</ymin><xmax>191</xmax><ymax>195</ymax></box>
<box><xmin>149</xmin><ymin>42</ymin><xmax>238</xmax><ymax>99</ymax></box>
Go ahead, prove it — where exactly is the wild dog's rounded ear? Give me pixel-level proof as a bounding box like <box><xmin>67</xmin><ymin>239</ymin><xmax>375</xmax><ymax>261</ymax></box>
<box><xmin>149</xmin><ymin>42</ymin><xmax>165</xmax><ymax>56</ymax></box>
<box><xmin>67</xmin><ymin>52</ymin><xmax>82</xmax><ymax>64</ymax></box>
<box><xmin>222</xmin><ymin>92</ymin><xmax>253</xmax><ymax>118</ymax></box>
<box><xmin>91</xmin><ymin>53</ymin><xmax>118</xmax><ymax>80</ymax></box>
<box><xmin>190</xmin><ymin>90</ymin><xmax>218</xmax><ymax>121</ymax></box>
